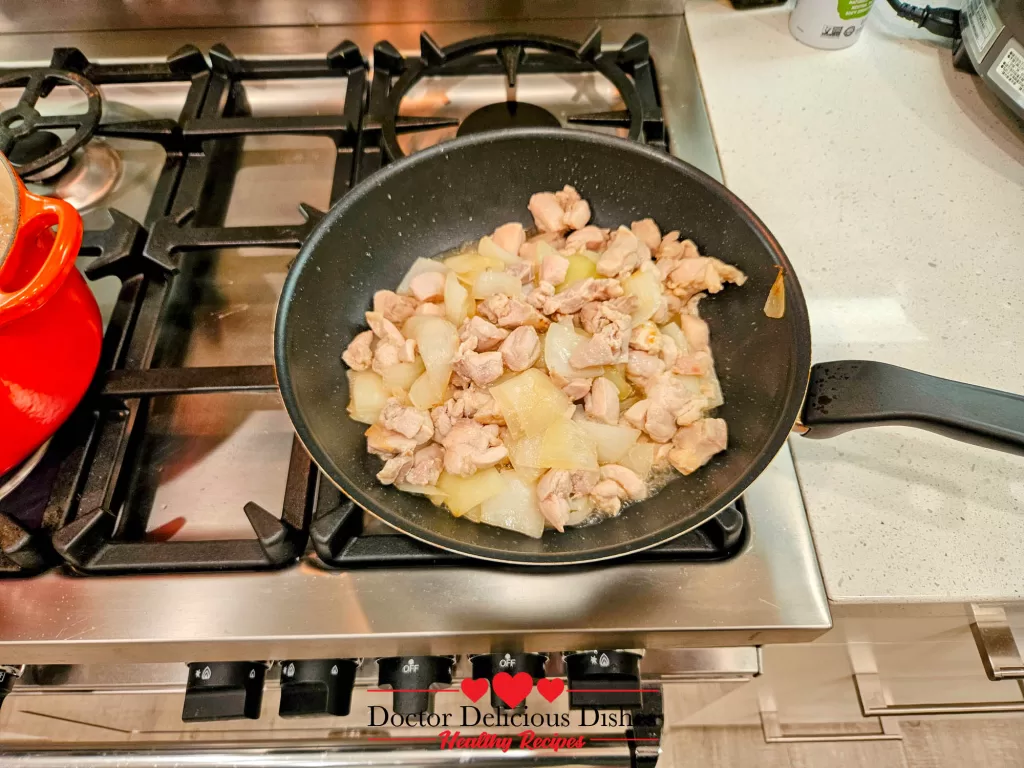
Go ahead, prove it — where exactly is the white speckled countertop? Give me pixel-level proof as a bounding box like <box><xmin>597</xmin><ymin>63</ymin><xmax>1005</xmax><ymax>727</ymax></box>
<box><xmin>685</xmin><ymin>0</ymin><xmax>1024</xmax><ymax>603</ymax></box>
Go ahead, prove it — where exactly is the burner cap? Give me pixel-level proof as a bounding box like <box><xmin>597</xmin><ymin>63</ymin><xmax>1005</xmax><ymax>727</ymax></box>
<box><xmin>8</xmin><ymin>132</ymin><xmax>63</xmax><ymax>171</ymax></box>
<box><xmin>456</xmin><ymin>101</ymin><xmax>561</xmax><ymax>137</ymax></box>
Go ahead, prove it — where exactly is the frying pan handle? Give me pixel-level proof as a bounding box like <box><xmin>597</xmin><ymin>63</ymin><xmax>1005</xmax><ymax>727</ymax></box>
<box><xmin>801</xmin><ymin>360</ymin><xmax>1024</xmax><ymax>455</ymax></box>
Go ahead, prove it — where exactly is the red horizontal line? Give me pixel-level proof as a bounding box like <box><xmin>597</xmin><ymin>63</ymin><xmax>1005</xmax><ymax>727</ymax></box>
<box><xmin>365</xmin><ymin>737</ymin><xmax>440</xmax><ymax>742</ymax></box>
<box><xmin>566</xmin><ymin>688</ymin><xmax>660</xmax><ymax>693</ymax></box>
<box><xmin>590</xmin><ymin>738</ymin><xmax>662</xmax><ymax>742</ymax></box>
<box><xmin>365</xmin><ymin>688</ymin><xmax>457</xmax><ymax>693</ymax></box>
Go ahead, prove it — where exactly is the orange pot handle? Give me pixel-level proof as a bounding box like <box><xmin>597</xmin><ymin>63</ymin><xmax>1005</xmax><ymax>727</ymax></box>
<box><xmin>0</xmin><ymin>189</ymin><xmax>82</xmax><ymax>327</ymax></box>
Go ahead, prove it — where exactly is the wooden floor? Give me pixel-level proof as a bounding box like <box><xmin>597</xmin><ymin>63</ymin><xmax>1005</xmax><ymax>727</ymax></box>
<box><xmin>661</xmin><ymin>720</ymin><xmax>1024</xmax><ymax>768</ymax></box>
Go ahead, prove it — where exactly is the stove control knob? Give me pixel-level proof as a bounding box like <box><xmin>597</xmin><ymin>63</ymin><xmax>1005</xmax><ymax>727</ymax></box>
<box><xmin>0</xmin><ymin>666</ymin><xmax>22</xmax><ymax>712</ymax></box>
<box><xmin>564</xmin><ymin>650</ymin><xmax>644</xmax><ymax>710</ymax></box>
<box><xmin>278</xmin><ymin>659</ymin><xmax>359</xmax><ymax>717</ymax></box>
<box><xmin>470</xmin><ymin>653</ymin><xmax>548</xmax><ymax>712</ymax></box>
<box><xmin>181</xmin><ymin>661</ymin><xmax>266</xmax><ymax>722</ymax></box>
<box><xmin>376</xmin><ymin>656</ymin><xmax>455</xmax><ymax>715</ymax></box>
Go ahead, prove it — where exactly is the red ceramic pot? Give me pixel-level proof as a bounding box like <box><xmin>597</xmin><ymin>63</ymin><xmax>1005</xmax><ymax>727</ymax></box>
<box><xmin>0</xmin><ymin>151</ymin><xmax>101</xmax><ymax>477</ymax></box>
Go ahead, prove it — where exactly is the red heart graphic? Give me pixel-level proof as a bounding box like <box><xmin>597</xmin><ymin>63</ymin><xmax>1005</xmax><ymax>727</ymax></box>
<box><xmin>460</xmin><ymin>677</ymin><xmax>489</xmax><ymax>703</ymax></box>
<box><xmin>491</xmin><ymin>671</ymin><xmax>533</xmax><ymax>708</ymax></box>
<box><xmin>536</xmin><ymin>677</ymin><xmax>565</xmax><ymax>702</ymax></box>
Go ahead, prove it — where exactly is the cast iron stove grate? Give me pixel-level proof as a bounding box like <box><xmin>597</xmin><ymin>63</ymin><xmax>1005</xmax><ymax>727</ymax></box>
<box><xmin>0</xmin><ymin>42</ymin><xmax>366</xmax><ymax>574</ymax></box>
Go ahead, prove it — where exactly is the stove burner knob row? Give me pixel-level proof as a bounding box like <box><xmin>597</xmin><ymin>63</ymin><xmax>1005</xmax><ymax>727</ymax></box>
<box><xmin>564</xmin><ymin>650</ymin><xmax>644</xmax><ymax>710</ymax></box>
<box><xmin>278</xmin><ymin>658</ymin><xmax>360</xmax><ymax>718</ymax></box>
<box><xmin>181</xmin><ymin>661</ymin><xmax>267</xmax><ymax>722</ymax></box>
<box><xmin>376</xmin><ymin>656</ymin><xmax>455</xmax><ymax>716</ymax></box>
<box><xmin>469</xmin><ymin>652</ymin><xmax>548</xmax><ymax>713</ymax></box>
<box><xmin>0</xmin><ymin>665</ymin><xmax>23</xmax><ymax>712</ymax></box>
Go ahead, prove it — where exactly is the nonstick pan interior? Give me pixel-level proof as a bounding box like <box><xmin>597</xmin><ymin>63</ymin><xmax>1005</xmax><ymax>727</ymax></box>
<box><xmin>275</xmin><ymin>128</ymin><xmax>811</xmax><ymax>564</ymax></box>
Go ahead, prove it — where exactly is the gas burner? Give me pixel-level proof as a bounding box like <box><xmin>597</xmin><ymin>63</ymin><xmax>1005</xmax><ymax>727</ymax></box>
<box><xmin>25</xmin><ymin>140</ymin><xmax>122</xmax><ymax>211</ymax></box>
<box><xmin>0</xmin><ymin>440</ymin><xmax>49</xmax><ymax>504</ymax></box>
<box><xmin>456</xmin><ymin>101</ymin><xmax>561</xmax><ymax>136</ymax></box>
<box><xmin>0</xmin><ymin>68</ymin><xmax>102</xmax><ymax>178</ymax></box>
<box><xmin>368</xmin><ymin>28</ymin><xmax>663</xmax><ymax>161</ymax></box>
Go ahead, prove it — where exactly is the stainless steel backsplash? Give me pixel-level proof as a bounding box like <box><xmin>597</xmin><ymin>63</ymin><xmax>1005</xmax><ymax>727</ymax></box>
<box><xmin>0</xmin><ymin>0</ymin><xmax>686</xmax><ymax>34</ymax></box>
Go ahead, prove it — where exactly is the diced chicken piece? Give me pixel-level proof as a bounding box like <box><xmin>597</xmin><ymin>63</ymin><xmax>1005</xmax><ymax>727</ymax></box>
<box><xmin>626</xmin><ymin>350</ymin><xmax>666</xmax><ymax>384</ymax></box>
<box><xmin>527</xmin><ymin>230</ymin><xmax>567</xmax><ymax>249</ymax></box>
<box><xmin>553</xmin><ymin>185</ymin><xmax>587</xmax><ymax>226</ymax></box>
<box><xmin>365</xmin><ymin>423</ymin><xmax>418</xmax><ymax>458</ymax></box>
<box><xmin>524</xmin><ymin>281</ymin><xmax>555</xmax><ymax>310</ymax></box>
<box><xmin>477</xmin><ymin>293</ymin><xmax>549</xmax><ymax>329</ymax></box>
<box><xmin>657</xmin><ymin>233</ymin><xmax>701</xmax><ymax>263</ymax></box>
<box><xmin>542</xmin><ymin>278</ymin><xmax>623</xmax><ymax>316</ymax></box>
<box><xmin>379</xmin><ymin>398</ymin><xmax>434</xmax><ymax>445</ymax></box>
<box><xmin>441</xmin><ymin>419</ymin><xmax>508</xmax><ymax>476</ymax></box>
<box><xmin>565</xmin><ymin>225</ymin><xmax>609</xmax><ymax>253</ymax></box>
<box><xmin>630</xmin><ymin>218</ymin><xmax>661</xmax><ymax>252</ymax></box>
<box><xmin>499</xmin><ymin>326</ymin><xmax>541</xmax><ymax>372</ymax></box>
<box><xmin>629</xmin><ymin>322</ymin><xmax>662</xmax><ymax>353</ymax></box>
<box><xmin>669</xmin><ymin>418</ymin><xmax>728</xmax><ymax>475</ymax></box>
<box><xmin>570</xmin><ymin>469</ymin><xmax>599</xmax><ymax>497</ymax></box>
<box><xmin>366</xmin><ymin>311</ymin><xmax>407</xmax><ymax>346</ymax></box>
<box><xmin>404</xmin><ymin>443</ymin><xmax>445</xmax><ymax>487</ymax></box>
<box><xmin>561</xmin><ymin>377</ymin><xmax>593</xmax><ymax>401</ymax></box>
<box><xmin>579</xmin><ymin>296</ymin><xmax>639</xmax><ymax>334</ymax></box>
<box><xmin>672</xmin><ymin>350</ymin><xmax>713</xmax><ymax>377</ymax></box>
<box><xmin>679</xmin><ymin>314</ymin><xmax>710</xmax><ymax>352</ymax></box>
<box><xmin>342</xmin><ymin>330</ymin><xmax>374</xmax><ymax>370</ymax></box>
<box><xmin>682</xmin><ymin>293</ymin><xmax>705</xmax><ymax>317</ymax></box>
<box><xmin>371</xmin><ymin>338</ymin><xmax>417</xmax><ymax>375</ymax></box>
<box><xmin>373</xmin><ymin>290</ymin><xmax>418</xmax><ymax>324</ymax></box>
<box><xmin>540</xmin><ymin>251</ymin><xmax>570</xmax><ymax>285</ymax></box>
<box><xmin>641</xmin><ymin>375</ymin><xmax>708</xmax><ymax>441</ymax></box>
<box><xmin>590</xmin><ymin>479</ymin><xmax>626</xmax><ymax>515</ymax></box>
<box><xmin>529</xmin><ymin>192</ymin><xmax>567</xmax><ymax>233</ymax></box>
<box><xmin>537</xmin><ymin>469</ymin><xmax>572</xmax><ymax>531</ymax></box>
<box><xmin>492</xmin><ymin>222</ymin><xmax>525</xmax><ymax>256</ymax></box>
<box><xmin>453</xmin><ymin>386</ymin><xmax>504</xmax><ymax>425</ymax></box>
<box><xmin>430</xmin><ymin>400</ymin><xmax>459</xmax><ymax>441</ymax></box>
<box><xmin>666</xmin><ymin>257</ymin><xmax>747</xmax><ymax>300</ymax></box>
<box><xmin>623</xmin><ymin>400</ymin><xmax>650</xmax><ymax>431</ymax></box>
<box><xmin>651</xmin><ymin>293</ymin><xmax>682</xmax><ymax>324</ymax></box>
<box><xmin>529</xmin><ymin>185</ymin><xmax>591</xmax><ymax>233</ymax></box>
<box><xmin>570</xmin><ymin>320</ymin><xmax>626</xmax><ymax>368</ymax></box>
<box><xmin>452</xmin><ymin>339</ymin><xmax>504</xmax><ymax>387</ymax></box>
<box><xmin>584</xmin><ymin>377</ymin><xmax>620</xmax><ymax>424</ymax></box>
<box><xmin>597</xmin><ymin>226</ymin><xmax>649</xmax><ymax>278</ymax></box>
<box><xmin>459</xmin><ymin>316</ymin><xmax>508</xmax><ymax>352</ymax></box>
<box><xmin>377</xmin><ymin>454</ymin><xmax>414</xmax><ymax>485</ymax></box>
<box><xmin>600</xmin><ymin>464</ymin><xmax>646</xmax><ymax>500</ymax></box>
<box><xmin>506</xmin><ymin>261</ymin><xmax>534</xmax><ymax>284</ymax></box>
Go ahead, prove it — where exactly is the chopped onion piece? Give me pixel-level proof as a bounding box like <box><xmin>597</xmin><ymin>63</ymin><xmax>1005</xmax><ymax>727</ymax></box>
<box><xmin>409</xmin><ymin>368</ymin><xmax>450</xmax><ymax>409</ymax></box>
<box><xmin>558</xmin><ymin>252</ymin><xmax>598</xmax><ymax>290</ymax></box>
<box><xmin>603</xmin><ymin>365</ymin><xmax>634</xmax><ymax>401</ymax></box>
<box><xmin>620</xmin><ymin>442</ymin><xmax>656</xmax><ymax>480</ymax></box>
<box><xmin>659</xmin><ymin>322</ymin><xmax>688</xmax><ymax>355</ymax></box>
<box><xmin>539</xmin><ymin>419</ymin><xmax>599</xmax><ymax>470</ymax></box>
<box><xmin>347</xmin><ymin>370</ymin><xmax>388</xmax><ymax>424</ymax></box>
<box><xmin>764</xmin><ymin>267</ymin><xmax>785</xmax><ymax>318</ymax></box>
<box><xmin>623</xmin><ymin>269</ymin><xmax>662</xmax><ymax>324</ymax></box>
<box><xmin>397</xmin><ymin>257</ymin><xmax>448</xmax><ymax>296</ymax></box>
<box><xmin>490</xmin><ymin>369</ymin><xmax>571</xmax><ymax>438</ymax></box>
<box><xmin>472</xmin><ymin>269</ymin><xmax>522</xmax><ymax>299</ymax></box>
<box><xmin>381</xmin><ymin>358</ymin><xmax>424</xmax><ymax>396</ymax></box>
<box><xmin>444</xmin><ymin>270</ymin><xmax>472</xmax><ymax>325</ymax></box>
<box><xmin>478</xmin><ymin>235</ymin><xmax>520</xmax><ymax>265</ymax></box>
<box><xmin>577</xmin><ymin>420</ymin><xmax>641</xmax><ymax>464</ymax></box>
<box><xmin>395</xmin><ymin>483</ymin><xmax>447</xmax><ymax>505</ymax></box>
<box><xmin>544</xmin><ymin>319</ymin><xmax>604</xmax><ymax>379</ymax></box>
<box><xmin>437</xmin><ymin>468</ymin><xmax>505</xmax><ymax>517</ymax></box>
<box><xmin>409</xmin><ymin>316</ymin><xmax>458</xmax><ymax>380</ymax></box>
<box><xmin>479</xmin><ymin>470</ymin><xmax>545</xmax><ymax>538</ymax></box>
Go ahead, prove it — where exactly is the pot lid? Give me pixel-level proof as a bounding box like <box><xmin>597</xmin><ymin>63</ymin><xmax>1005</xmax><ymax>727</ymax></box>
<box><xmin>0</xmin><ymin>153</ymin><xmax>17</xmax><ymax>269</ymax></box>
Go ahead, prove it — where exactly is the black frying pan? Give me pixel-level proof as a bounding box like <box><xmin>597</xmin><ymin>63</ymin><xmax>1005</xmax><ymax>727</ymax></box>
<box><xmin>275</xmin><ymin>128</ymin><xmax>1024</xmax><ymax>565</ymax></box>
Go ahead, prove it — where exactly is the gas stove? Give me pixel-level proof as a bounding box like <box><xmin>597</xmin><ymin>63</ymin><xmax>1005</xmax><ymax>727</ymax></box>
<box><xmin>0</xmin><ymin>14</ymin><xmax>829</xmax><ymax>764</ymax></box>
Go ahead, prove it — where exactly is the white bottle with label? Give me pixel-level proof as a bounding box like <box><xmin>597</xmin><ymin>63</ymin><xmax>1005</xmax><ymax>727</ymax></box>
<box><xmin>790</xmin><ymin>0</ymin><xmax>876</xmax><ymax>49</ymax></box>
